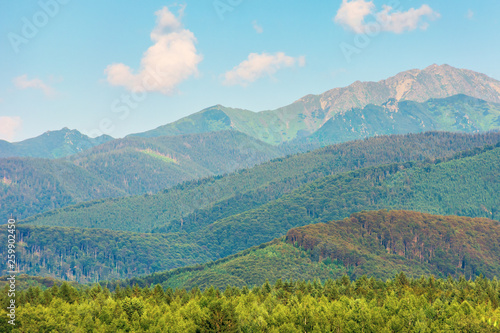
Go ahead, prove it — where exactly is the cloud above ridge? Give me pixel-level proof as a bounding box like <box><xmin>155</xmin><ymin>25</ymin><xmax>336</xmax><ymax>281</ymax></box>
<box><xmin>0</xmin><ymin>116</ymin><xmax>22</xmax><ymax>142</ymax></box>
<box><xmin>223</xmin><ymin>52</ymin><xmax>305</xmax><ymax>86</ymax></box>
<box><xmin>13</xmin><ymin>75</ymin><xmax>56</xmax><ymax>97</ymax></box>
<box><xmin>334</xmin><ymin>0</ymin><xmax>440</xmax><ymax>34</ymax></box>
<box><xmin>105</xmin><ymin>6</ymin><xmax>203</xmax><ymax>94</ymax></box>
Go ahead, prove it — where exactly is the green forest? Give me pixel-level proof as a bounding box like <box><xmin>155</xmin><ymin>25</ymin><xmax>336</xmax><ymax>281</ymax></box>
<box><xmin>5</xmin><ymin>142</ymin><xmax>500</xmax><ymax>283</ymax></box>
<box><xmin>1</xmin><ymin>274</ymin><xmax>499</xmax><ymax>332</ymax></box>
<box><xmin>118</xmin><ymin>210</ymin><xmax>500</xmax><ymax>291</ymax></box>
<box><xmin>7</xmin><ymin>226</ymin><xmax>213</xmax><ymax>283</ymax></box>
<box><xmin>190</xmin><ymin>145</ymin><xmax>500</xmax><ymax>259</ymax></box>
<box><xmin>21</xmin><ymin>131</ymin><xmax>500</xmax><ymax>232</ymax></box>
<box><xmin>1</xmin><ymin>130</ymin><xmax>285</xmax><ymax>221</ymax></box>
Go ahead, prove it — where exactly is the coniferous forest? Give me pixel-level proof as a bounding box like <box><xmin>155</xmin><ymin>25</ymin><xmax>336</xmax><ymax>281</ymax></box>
<box><xmin>1</xmin><ymin>274</ymin><xmax>499</xmax><ymax>332</ymax></box>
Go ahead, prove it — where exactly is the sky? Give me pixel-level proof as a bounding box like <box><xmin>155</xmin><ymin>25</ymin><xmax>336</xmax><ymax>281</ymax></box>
<box><xmin>0</xmin><ymin>0</ymin><xmax>499</xmax><ymax>142</ymax></box>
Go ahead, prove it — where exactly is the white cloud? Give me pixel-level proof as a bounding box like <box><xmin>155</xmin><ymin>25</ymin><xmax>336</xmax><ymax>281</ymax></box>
<box><xmin>334</xmin><ymin>0</ymin><xmax>440</xmax><ymax>34</ymax></box>
<box><xmin>334</xmin><ymin>0</ymin><xmax>375</xmax><ymax>34</ymax></box>
<box><xmin>0</xmin><ymin>116</ymin><xmax>22</xmax><ymax>142</ymax></box>
<box><xmin>375</xmin><ymin>4</ymin><xmax>439</xmax><ymax>33</ymax></box>
<box><xmin>13</xmin><ymin>75</ymin><xmax>55</xmax><ymax>97</ymax></box>
<box><xmin>223</xmin><ymin>52</ymin><xmax>305</xmax><ymax>86</ymax></box>
<box><xmin>252</xmin><ymin>20</ymin><xmax>263</xmax><ymax>34</ymax></box>
<box><xmin>105</xmin><ymin>6</ymin><xmax>203</xmax><ymax>94</ymax></box>
<box><xmin>466</xmin><ymin>9</ymin><xmax>474</xmax><ymax>20</ymax></box>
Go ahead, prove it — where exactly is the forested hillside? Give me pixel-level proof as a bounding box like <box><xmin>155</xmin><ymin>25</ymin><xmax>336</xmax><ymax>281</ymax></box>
<box><xmin>3</xmin><ymin>225</ymin><xmax>212</xmax><ymax>283</ymax></box>
<box><xmin>0</xmin><ymin>158</ymin><xmax>126</xmax><ymax>220</ymax></box>
<box><xmin>187</xmin><ymin>145</ymin><xmax>500</xmax><ymax>259</ymax></box>
<box><xmin>123</xmin><ymin>210</ymin><xmax>500</xmax><ymax>291</ymax></box>
<box><xmin>71</xmin><ymin>130</ymin><xmax>283</xmax><ymax>195</ymax></box>
<box><xmin>10</xmin><ymin>144</ymin><xmax>500</xmax><ymax>282</ymax></box>
<box><xmin>1</xmin><ymin>274</ymin><xmax>499</xmax><ymax>332</ymax></box>
<box><xmin>21</xmin><ymin>131</ymin><xmax>500</xmax><ymax>232</ymax></box>
<box><xmin>1</xmin><ymin>130</ymin><xmax>284</xmax><ymax>220</ymax></box>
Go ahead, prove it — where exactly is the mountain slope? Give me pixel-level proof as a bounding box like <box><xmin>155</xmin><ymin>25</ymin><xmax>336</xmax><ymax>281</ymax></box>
<box><xmin>0</xmin><ymin>158</ymin><xmax>127</xmax><ymax>220</ymax></box>
<box><xmin>131</xmin><ymin>65</ymin><xmax>500</xmax><ymax>144</ymax></box>
<box><xmin>127</xmin><ymin>210</ymin><xmax>500</xmax><ymax>290</ymax></box>
<box><xmin>1</xmin><ymin>130</ymin><xmax>283</xmax><ymax>220</ymax></box>
<box><xmin>305</xmin><ymin>64</ymin><xmax>500</xmax><ymax>118</ymax></box>
<box><xmin>2</xmin><ymin>225</ymin><xmax>212</xmax><ymax>283</ymax></box>
<box><xmin>0</xmin><ymin>127</ymin><xmax>113</xmax><ymax>159</ymax></box>
<box><xmin>128</xmin><ymin>104</ymin><xmax>302</xmax><ymax>144</ymax></box>
<box><xmin>71</xmin><ymin>130</ymin><xmax>283</xmax><ymax>195</ymax></box>
<box><xmin>21</xmin><ymin>131</ymin><xmax>500</xmax><ymax>233</ymax></box>
<box><xmin>286</xmin><ymin>210</ymin><xmax>500</xmax><ymax>278</ymax></box>
<box><xmin>304</xmin><ymin>95</ymin><xmax>500</xmax><ymax>145</ymax></box>
<box><xmin>192</xmin><ymin>145</ymin><xmax>500</xmax><ymax>259</ymax></box>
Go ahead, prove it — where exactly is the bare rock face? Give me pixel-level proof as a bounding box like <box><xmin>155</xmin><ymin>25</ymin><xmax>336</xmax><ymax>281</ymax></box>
<box><xmin>307</xmin><ymin>64</ymin><xmax>500</xmax><ymax>118</ymax></box>
<box><xmin>267</xmin><ymin>64</ymin><xmax>500</xmax><ymax>140</ymax></box>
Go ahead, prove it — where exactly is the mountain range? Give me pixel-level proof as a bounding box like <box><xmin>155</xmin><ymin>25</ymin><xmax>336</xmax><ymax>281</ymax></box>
<box><xmin>2</xmin><ymin>64</ymin><xmax>500</xmax><ymax>222</ymax></box>
<box><xmin>130</xmin><ymin>64</ymin><xmax>500</xmax><ymax>144</ymax></box>
<box><xmin>2</xmin><ymin>64</ymin><xmax>500</xmax><ymax>289</ymax></box>
<box><xmin>4</xmin><ymin>64</ymin><xmax>500</xmax><ymax>152</ymax></box>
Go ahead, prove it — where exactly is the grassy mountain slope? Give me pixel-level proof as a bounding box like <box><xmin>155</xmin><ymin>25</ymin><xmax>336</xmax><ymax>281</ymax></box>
<box><xmin>128</xmin><ymin>104</ymin><xmax>309</xmax><ymax>144</ymax></box>
<box><xmin>0</xmin><ymin>128</ymin><xmax>113</xmax><ymax>159</ymax></box>
<box><xmin>127</xmin><ymin>210</ymin><xmax>500</xmax><ymax>290</ymax></box>
<box><xmin>21</xmin><ymin>131</ymin><xmax>500</xmax><ymax>232</ymax></box>
<box><xmin>131</xmin><ymin>65</ymin><xmax>500</xmax><ymax>144</ymax></box>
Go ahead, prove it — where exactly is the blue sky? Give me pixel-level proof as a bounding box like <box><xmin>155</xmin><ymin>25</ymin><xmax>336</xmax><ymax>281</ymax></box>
<box><xmin>0</xmin><ymin>0</ymin><xmax>499</xmax><ymax>141</ymax></box>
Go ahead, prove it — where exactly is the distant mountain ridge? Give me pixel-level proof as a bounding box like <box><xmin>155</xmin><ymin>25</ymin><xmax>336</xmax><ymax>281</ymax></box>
<box><xmin>297</xmin><ymin>64</ymin><xmax>500</xmax><ymax>116</ymax></box>
<box><xmin>3</xmin><ymin>64</ymin><xmax>500</xmax><ymax>154</ymax></box>
<box><xmin>0</xmin><ymin>127</ymin><xmax>113</xmax><ymax>159</ymax></box>
<box><xmin>131</xmin><ymin>64</ymin><xmax>500</xmax><ymax>144</ymax></box>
